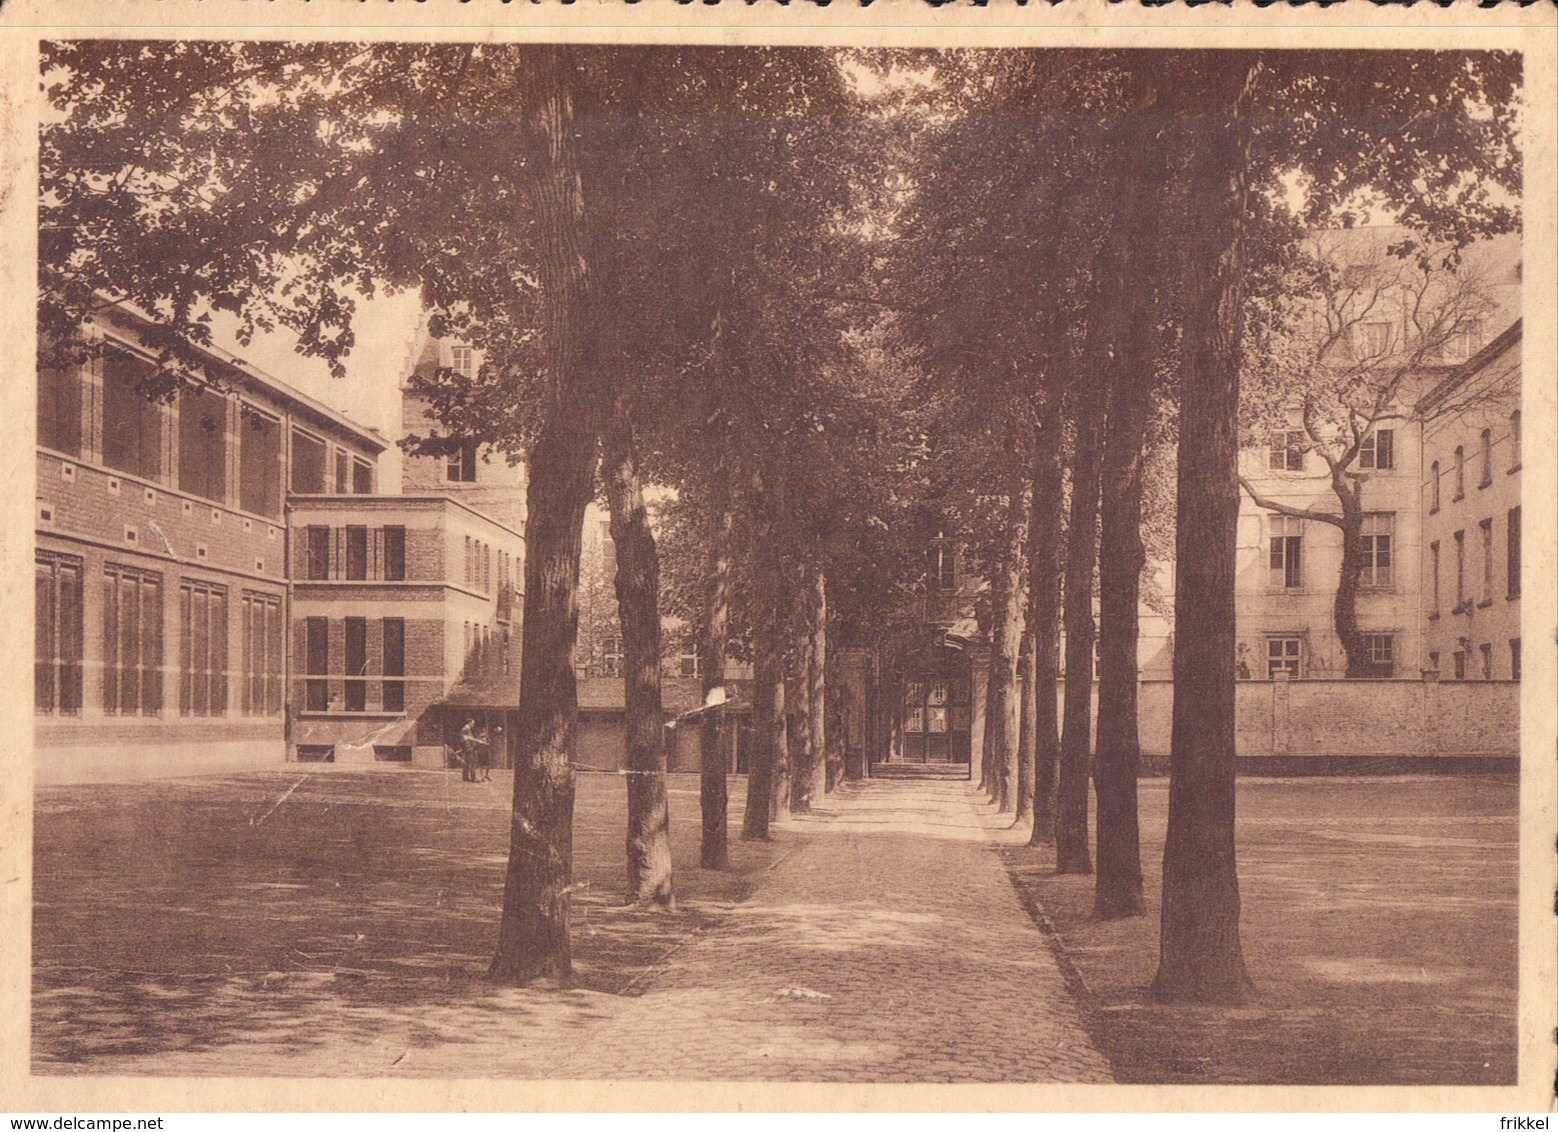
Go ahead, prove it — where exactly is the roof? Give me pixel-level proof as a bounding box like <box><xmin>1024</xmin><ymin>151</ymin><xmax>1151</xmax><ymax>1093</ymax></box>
<box><xmin>1416</xmin><ymin>319</ymin><xmax>1522</xmax><ymax>418</ymax></box>
<box><xmin>94</xmin><ymin>303</ymin><xmax>388</xmax><ymax>453</ymax></box>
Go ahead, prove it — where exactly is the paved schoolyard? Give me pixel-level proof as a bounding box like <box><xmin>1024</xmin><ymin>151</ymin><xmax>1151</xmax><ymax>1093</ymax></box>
<box><xmin>32</xmin><ymin>769</ymin><xmax>1106</xmax><ymax>1081</ymax></box>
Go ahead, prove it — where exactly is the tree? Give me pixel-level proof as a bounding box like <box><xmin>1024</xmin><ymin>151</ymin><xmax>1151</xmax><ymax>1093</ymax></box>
<box><xmin>1148</xmin><ymin>47</ymin><xmax>1520</xmax><ymax>1003</ymax></box>
<box><xmin>1025</xmin><ymin>412</ymin><xmax>1066</xmax><ymax>847</ymax></box>
<box><xmin>1239</xmin><ymin>231</ymin><xmax>1504</xmax><ymax>677</ymax></box>
<box><xmin>602</xmin><ymin>406</ymin><xmax>675</xmax><ymax>907</ymax></box>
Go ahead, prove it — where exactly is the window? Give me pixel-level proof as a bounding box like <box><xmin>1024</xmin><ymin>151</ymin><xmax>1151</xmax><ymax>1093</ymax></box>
<box><xmin>1267</xmin><ymin>636</ymin><xmax>1302</xmax><ymax>679</ymax></box>
<box><xmin>1269</xmin><ymin>430</ymin><xmax>1306</xmax><ymax>472</ymax></box>
<box><xmin>1357</xmin><ymin>322</ymin><xmax>1393</xmax><ymax>357</ymax></box>
<box><xmin>1453</xmin><ymin>530</ymin><xmax>1466</xmax><ymax>609</ymax></box>
<box><xmin>103</xmin><ymin>564</ymin><xmax>163</xmax><ymax>716</ymax></box>
<box><xmin>903</xmin><ymin>680</ymin><xmax>924</xmax><ymax>733</ymax></box>
<box><xmin>464</xmin><ymin>536</ymin><xmax>473</xmax><ymax>587</ymax></box>
<box><xmin>241</xmin><ymin>591</ymin><xmax>282</xmax><ymax>716</ymax></box>
<box><xmin>1452</xmin><ymin>651</ymin><xmax>1466</xmax><ymax>681</ymax></box>
<box><xmin>383</xmin><ymin>618</ymin><xmax>405</xmax><ymax>713</ymax></box>
<box><xmin>680</xmin><ymin>643</ymin><xmax>703</xmax><ymax>679</ymax></box>
<box><xmin>1444</xmin><ymin>319</ymin><xmax>1484</xmax><ymax>362</ymax></box>
<box><xmin>304</xmin><ymin>617</ymin><xmax>329</xmax><ymax>711</ymax></box>
<box><xmin>102</xmin><ymin>347</ymin><xmax>163</xmax><ymax>481</ymax></box>
<box><xmin>1269</xmin><ymin>516</ymin><xmax>1303</xmax><ymax>590</ymax></box>
<box><xmin>502</xmin><ymin>626</ymin><xmax>511</xmax><ymax>675</ymax></box>
<box><xmin>305</xmin><ymin>525</ymin><xmax>330</xmax><ymax>580</ymax></box>
<box><xmin>1507</xmin><ymin>507</ymin><xmax>1520</xmax><ymax>600</ymax></box>
<box><xmin>1360</xmin><ymin>513</ymin><xmax>1394</xmax><ymax>588</ymax></box>
<box><xmin>290</xmin><ymin>429</ymin><xmax>327</xmax><ymax>494</ymax></box>
<box><xmin>178</xmin><ymin>580</ymin><xmax>227</xmax><ymax>717</ymax></box>
<box><xmin>1510</xmin><ymin>639</ymin><xmax>1521</xmax><ymax>682</ymax></box>
<box><xmin>1359</xmin><ymin>429</ymin><xmax>1394</xmax><ymax>471</ymax></box>
<box><xmin>1428</xmin><ymin>461</ymin><xmax>1441</xmax><ymax>513</ymax></box>
<box><xmin>345</xmin><ymin>526</ymin><xmax>368</xmax><ymax>581</ymax></box>
<box><xmin>927</xmin><ymin>537</ymin><xmax>957</xmax><ymax>590</ymax></box>
<box><xmin>1452</xmin><ymin>446</ymin><xmax>1465</xmax><ymax>500</ymax></box>
<box><xmin>485</xmin><ymin>543</ymin><xmax>492</xmax><ymax>593</ymax></box>
<box><xmin>38</xmin><ymin>359</ymin><xmax>82</xmax><ymax>456</ymax></box>
<box><xmin>1510</xmin><ymin>411</ymin><xmax>1521</xmax><ymax>470</ymax></box>
<box><xmin>1479</xmin><ymin>429</ymin><xmax>1493</xmax><ymax>488</ymax></box>
<box><xmin>383</xmin><ymin>526</ymin><xmax>406</xmax><ymax>582</ymax></box>
<box><xmin>450</xmin><ymin>344</ymin><xmax>476</xmax><ymax>379</ymax></box>
<box><xmin>35</xmin><ymin>551</ymin><xmax>83</xmax><ymax>715</ymax></box>
<box><xmin>239</xmin><ymin>408</ymin><xmax>282</xmax><ymax>518</ymax></box>
<box><xmin>1429</xmin><ymin>541</ymin><xmax>1441</xmax><ymax>616</ymax></box>
<box><xmin>1428</xmin><ymin>651</ymin><xmax>1439</xmax><ymax>675</ymax></box>
<box><xmin>1479</xmin><ymin>643</ymin><xmax>1493</xmax><ymax>680</ymax></box>
<box><xmin>344</xmin><ymin>617</ymin><xmax>367</xmax><ymax>712</ymax></box>
<box><xmin>1479</xmin><ymin>518</ymin><xmax>1494</xmax><ymax>604</ymax></box>
<box><xmin>174</xmin><ymin>386</ymin><xmax>227</xmax><ymax>503</ymax></box>
<box><xmin>1360</xmin><ymin>633</ymin><xmax>1395</xmax><ymax>678</ymax></box>
<box><xmin>352</xmin><ymin>458</ymin><xmax>373</xmax><ymax>495</ymax></box>
<box><xmin>463</xmin><ymin>622</ymin><xmax>473</xmax><ymax>677</ymax></box>
<box><xmin>334</xmin><ymin>449</ymin><xmax>350</xmax><ymax>493</ymax></box>
<box><xmin>447</xmin><ymin>440</ymin><xmax>479</xmax><ymax>483</ymax></box>
<box><xmin>601</xmin><ymin>636</ymin><xmax>623</xmax><ymax>678</ymax></box>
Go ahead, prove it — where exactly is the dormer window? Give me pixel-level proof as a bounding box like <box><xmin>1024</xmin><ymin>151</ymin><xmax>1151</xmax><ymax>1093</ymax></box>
<box><xmin>450</xmin><ymin>344</ymin><xmax>477</xmax><ymax>380</ymax></box>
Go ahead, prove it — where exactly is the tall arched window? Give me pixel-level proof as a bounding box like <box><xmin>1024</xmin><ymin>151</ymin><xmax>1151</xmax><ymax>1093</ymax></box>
<box><xmin>1480</xmin><ymin>428</ymin><xmax>1493</xmax><ymax>488</ymax></box>
<box><xmin>1429</xmin><ymin>460</ymin><xmax>1440</xmax><ymax>513</ymax></box>
<box><xmin>1453</xmin><ymin>446</ymin><xmax>1465</xmax><ymax>500</ymax></box>
<box><xmin>1510</xmin><ymin>410</ymin><xmax>1521</xmax><ymax>470</ymax></box>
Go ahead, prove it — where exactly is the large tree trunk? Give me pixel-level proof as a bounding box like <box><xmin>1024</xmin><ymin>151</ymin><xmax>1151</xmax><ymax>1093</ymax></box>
<box><xmin>1028</xmin><ymin>417</ymin><xmax>1065</xmax><ymax>847</ymax></box>
<box><xmin>491</xmin><ymin>405</ymin><xmax>600</xmax><ymax>984</ymax></box>
<box><xmin>699</xmin><ymin>502</ymin><xmax>734</xmax><ymax>869</ymax></box>
<box><xmin>743</xmin><ymin>479</ymin><xmax>786</xmax><ymax>841</ymax></box>
<box><xmin>602</xmin><ymin>406</ymin><xmax>674</xmax><ymax>909</ymax></box>
<box><xmin>742</xmin><ymin>604</ymin><xmax>782</xmax><ymax>842</ymax></box>
<box><xmin>1016</xmin><ymin>643</ymin><xmax>1036</xmax><ymax>825</ymax></box>
<box><xmin>795</xmin><ymin>566</ymin><xmax>827</xmax><ymax>811</ymax></box>
<box><xmin>1094</xmin><ymin>354</ymin><xmax>1154</xmax><ymax>920</ymax></box>
<box><xmin>1332</xmin><ymin>481</ymin><xmax>1367</xmax><ymax>676</ymax></box>
<box><xmin>774</xmin><ymin>600</ymin><xmax>798</xmax><ymax>821</ymax></box>
<box><xmin>1057</xmin><ymin>395</ymin><xmax>1103</xmax><ymax>874</ymax></box>
<box><xmin>491</xmin><ymin>47</ymin><xmax>597</xmax><ymax>987</ymax></box>
<box><xmin>1152</xmin><ymin>53</ymin><xmax>1259</xmax><ymax>1004</ymax></box>
<box><xmin>982</xmin><ymin>476</ymin><xmax>1030</xmax><ymax>811</ymax></box>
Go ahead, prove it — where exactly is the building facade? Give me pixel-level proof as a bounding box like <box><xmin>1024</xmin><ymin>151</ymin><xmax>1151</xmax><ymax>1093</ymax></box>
<box><xmin>284</xmin><ymin>330</ymin><xmax>529</xmax><ymax>767</ymax></box>
<box><xmin>36</xmin><ymin>304</ymin><xmax>530</xmax><ymax>782</ymax></box>
<box><xmin>1417</xmin><ymin>322</ymin><xmax>1522</xmax><ymax>683</ymax></box>
<box><xmin>36</xmin><ymin>307</ymin><xmax>385</xmax><ymax>782</ymax></box>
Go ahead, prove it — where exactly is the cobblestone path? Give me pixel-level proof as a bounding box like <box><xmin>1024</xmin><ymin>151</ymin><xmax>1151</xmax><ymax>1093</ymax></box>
<box><xmin>548</xmin><ymin>777</ymin><xmax>1114</xmax><ymax>1083</ymax></box>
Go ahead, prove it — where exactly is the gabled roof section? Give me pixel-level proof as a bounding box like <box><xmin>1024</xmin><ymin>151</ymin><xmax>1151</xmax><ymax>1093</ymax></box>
<box><xmin>1415</xmin><ymin>319</ymin><xmax>1522</xmax><ymax>419</ymax></box>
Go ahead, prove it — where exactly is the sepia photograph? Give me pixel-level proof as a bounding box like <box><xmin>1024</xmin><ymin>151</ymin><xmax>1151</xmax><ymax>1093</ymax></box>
<box><xmin>6</xmin><ymin>12</ymin><xmax>1555</xmax><ymax>1110</ymax></box>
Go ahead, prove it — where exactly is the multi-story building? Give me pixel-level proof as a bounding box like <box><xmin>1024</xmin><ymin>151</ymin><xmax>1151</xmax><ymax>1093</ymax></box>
<box><xmin>1417</xmin><ymin>321</ymin><xmax>1522</xmax><ymax>682</ymax></box>
<box><xmin>37</xmin><ymin>301</ymin><xmax>530</xmax><ymax>781</ymax></box>
<box><xmin>1232</xmin><ymin>229</ymin><xmax>1520</xmax><ymax>681</ymax></box>
<box><xmin>35</xmin><ymin>305</ymin><xmax>386</xmax><ymax>782</ymax></box>
<box><xmin>285</xmin><ymin>331</ymin><xmax>527</xmax><ymax>767</ymax></box>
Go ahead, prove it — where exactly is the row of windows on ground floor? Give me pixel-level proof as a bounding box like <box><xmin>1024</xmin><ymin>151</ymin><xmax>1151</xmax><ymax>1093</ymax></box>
<box><xmin>1246</xmin><ymin>632</ymin><xmax>1520</xmax><ymax>682</ymax></box>
<box><xmin>35</xmin><ymin>549</ymin><xmax>283</xmax><ymax>718</ymax></box>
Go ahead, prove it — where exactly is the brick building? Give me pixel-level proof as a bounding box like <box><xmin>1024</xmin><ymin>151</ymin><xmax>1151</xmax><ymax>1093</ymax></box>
<box><xmin>285</xmin><ymin>331</ymin><xmax>528</xmax><ymax>768</ymax></box>
<box><xmin>35</xmin><ymin>306</ymin><xmax>386</xmax><ymax>782</ymax></box>
<box><xmin>37</xmin><ymin>303</ymin><xmax>529</xmax><ymax>782</ymax></box>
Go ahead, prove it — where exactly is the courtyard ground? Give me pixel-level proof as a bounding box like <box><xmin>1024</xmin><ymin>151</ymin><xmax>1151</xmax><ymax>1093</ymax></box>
<box><xmin>999</xmin><ymin>774</ymin><xmax>1519</xmax><ymax>1085</ymax></box>
<box><xmin>32</xmin><ymin>767</ymin><xmax>1517</xmax><ymax>1084</ymax></box>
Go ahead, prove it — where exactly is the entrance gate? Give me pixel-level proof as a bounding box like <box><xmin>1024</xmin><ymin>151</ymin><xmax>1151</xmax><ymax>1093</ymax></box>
<box><xmin>901</xmin><ymin>675</ymin><xmax>971</xmax><ymax>764</ymax></box>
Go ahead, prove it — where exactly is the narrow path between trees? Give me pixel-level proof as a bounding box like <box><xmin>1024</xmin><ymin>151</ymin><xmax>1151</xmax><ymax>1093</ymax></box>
<box><xmin>546</xmin><ymin>777</ymin><xmax>1114</xmax><ymax>1082</ymax></box>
